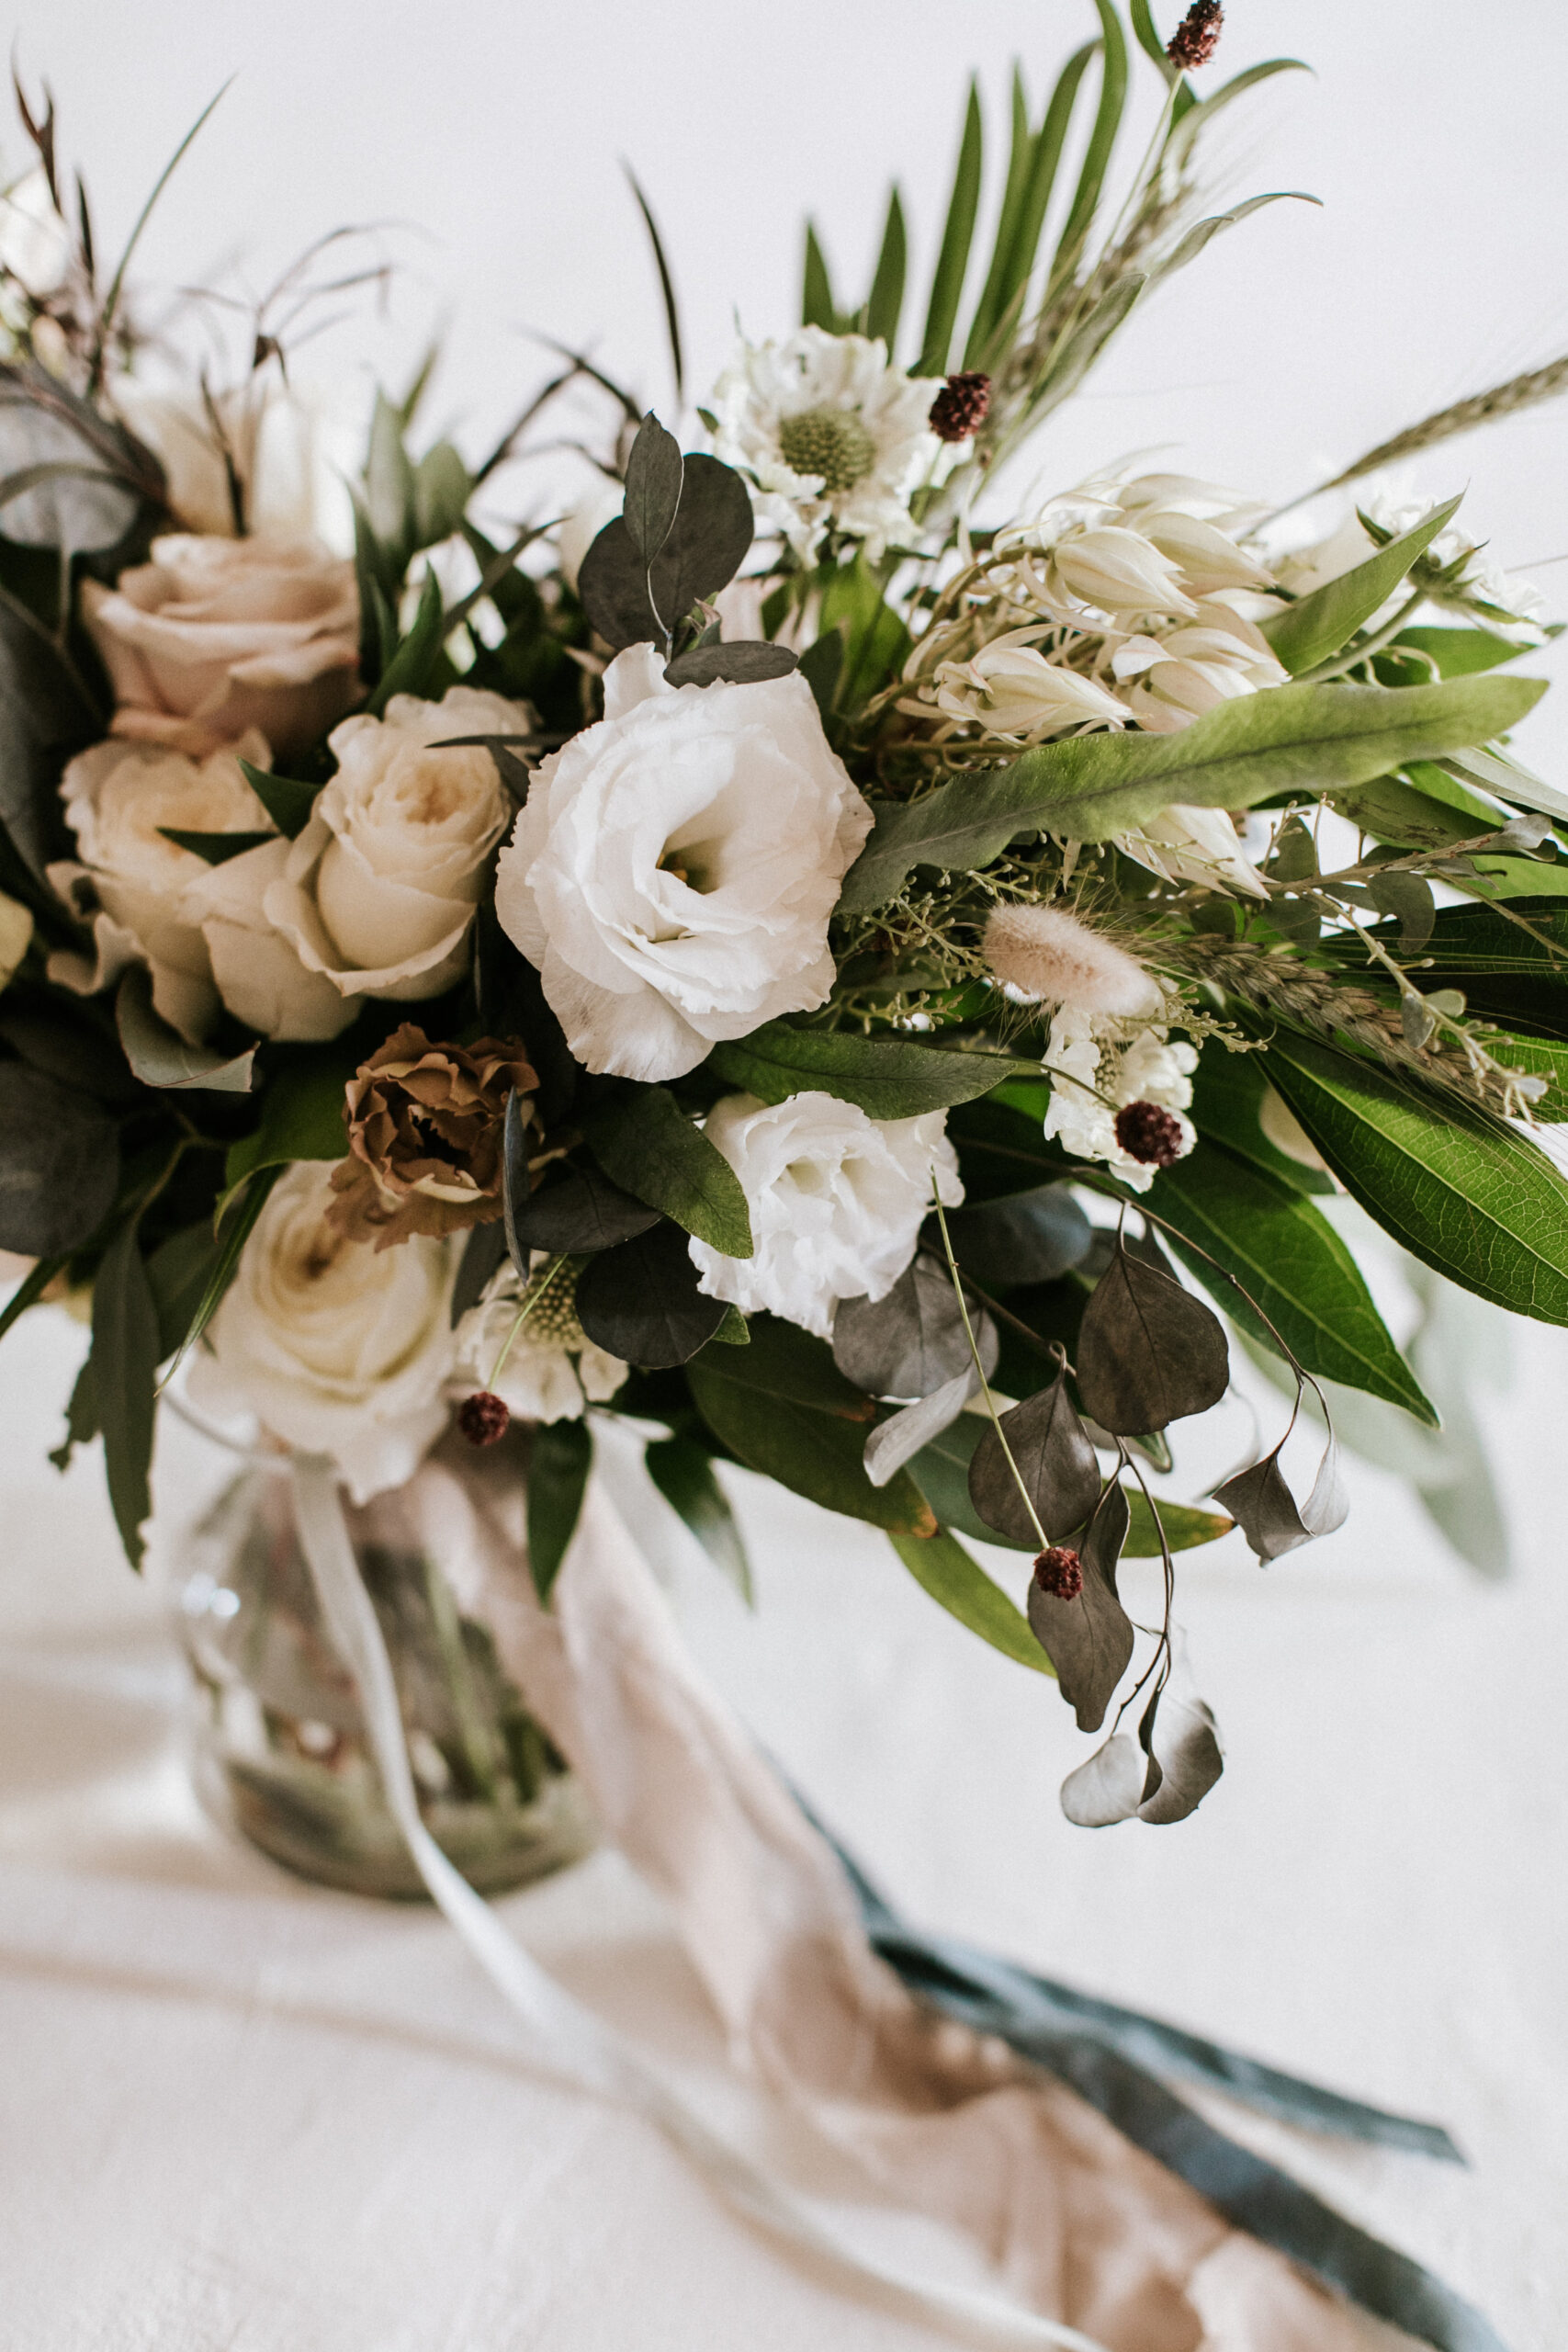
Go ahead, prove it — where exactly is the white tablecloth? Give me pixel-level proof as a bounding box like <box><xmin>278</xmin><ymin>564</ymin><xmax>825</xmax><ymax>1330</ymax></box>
<box><xmin>1</xmin><ymin>1299</ymin><xmax>1564</xmax><ymax>2351</ymax></box>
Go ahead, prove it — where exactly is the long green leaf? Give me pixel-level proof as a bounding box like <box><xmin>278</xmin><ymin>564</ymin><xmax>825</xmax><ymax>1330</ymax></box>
<box><xmin>367</xmin><ymin>565</ymin><xmax>447</xmax><ymax>714</ymax></box>
<box><xmin>1164</xmin><ymin>58</ymin><xmax>1312</xmax><ymax>167</ymax></box>
<box><xmin>174</xmin><ymin>1163</ymin><xmax>282</xmax><ymax>1373</ymax></box>
<box><xmin>917</xmin><ymin>80</ymin><xmax>984</xmax><ymax>378</ymax></box>
<box><xmin>838</xmin><ymin>673</ymin><xmax>1547</xmax><ymax>909</ymax></box>
<box><xmin>585</xmin><ymin>1085</ymin><xmax>752</xmax><ymax>1257</ymax></box>
<box><xmin>645</xmin><ymin>1435</ymin><xmax>752</xmax><ymax>1601</ymax></box>
<box><xmin>0</xmin><ymin>1251</ymin><xmax>64</xmax><ymax>1347</ymax></box>
<box><xmin>237</xmin><ymin>758</ymin><xmax>314</xmax><ymax>841</ymax></box>
<box><xmin>223</xmin><ymin>1046</ymin><xmax>355</xmax><ymax>1196</ymax></box>
<box><xmin>526</xmin><ymin>1418</ymin><xmax>592</xmax><ymax>1600</ymax></box>
<box><xmin>982</xmin><ymin>42</ymin><xmax>1096</xmax><ymax>356</ymax></box>
<box><xmin>964</xmin><ymin>67</ymin><xmax>1033</xmax><ymax>366</ymax></box>
<box><xmin>865</xmin><ymin>187</ymin><xmax>908</xmax><ymax>353</ymax></box>
<box><xmin>1050</xmin><ymin>0</ymin><xmax>1128</xmax><ymax>278</ymax></box>
<box><xmin>1263</xmin><ymin>496</ymin><xmax>1463</xmax><ymax>676</ymax></box>
<box><xmin>92</xmin><ymin>1219</ymin><xmax>160</xmax><ymax>1568</ymax></box>
<box><xmin>1150</xmin><ymin>192</ymin><xmax>1320</xmax><ymax>291</ymax></box>
<box><xmin>802</xmin><ymin>221</ymin><xmax>837</xmax><ymax>333</ymax></box>
<box><xmin>1263</xmin><ymin>1032</ymin><xmax>1568</xmax><ymax>1324</ymax></box>
<box><xmin>887</xmin><ymin>1525</ymin><xmax>1049</xmax><ymax>1673</ymax></box>
<box><xmin>1145</xmin><ymin>1138</ymin><xmax>1437</xmax><ymax>1419</ymax></box>
<box><xmin>625</xmin><ymin>166</ymin><xmax>685</xmax><ymax>403</ymax></box>
<box><xmin>1128</xmin><ymin>0</ymin><xmax>1176</xmax><ymax>80</ymax></box>
<box><xmin>706</xmin><ymin>1021</ymin><xmax>1031</xmax><ymax>1119</ymax></box>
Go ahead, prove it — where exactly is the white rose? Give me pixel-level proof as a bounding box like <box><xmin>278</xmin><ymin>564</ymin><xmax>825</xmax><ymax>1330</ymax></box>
<box><xmin>182</xmin><ymin>839</ymin><xmax>356</xmax><ymax>1041</ymax></box>
<box><xmin>192</xmin><ymin>1161</ymin><xmax>457</xmax><ymax>1502</ymax></box>
<box><xmin>47</xmin><ymin>729</ymin><xmax>276</xmax><ymax>1042</ymax></box>
<box><xmin>264</xmin><ymin>686</ymin><xmax>523</xmax><ymax>1004</ymax></box>
<box><xmin>494</xmin><ymin>645</ymin><xmax>873</xmax><ymax>1082</ymax></box>
<box><xmin>450</xmin><ymin>1261</ymin><xmax>626</xmax><ymax>1424</ymax></box>
<box><xmin>81</xmin><ymin>533</ymin><xmax>361</xmax><ymax>762</ymax></box>
<box><xmin>687</xmin><ymin>1091</ymin><xmax>962</xmax><ymax>1340</ymax></box>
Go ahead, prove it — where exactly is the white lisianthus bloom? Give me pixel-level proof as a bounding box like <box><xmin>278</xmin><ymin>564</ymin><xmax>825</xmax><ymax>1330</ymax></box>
<box><xmin>1108</xmin><ymin>600</ymin><xmax>1288</xmax><ymax>734</ymax></box>
<box><xmin>932</xmin><ymin>633</ymin><xmax>1128</xmax><ymax>744</ymax></box>
<box><xmin>81</xmin><ymin>534</ymin><xmax>361</xmax><ymax>762</ymax></box>
<box><xmin>450</xmin><ymin>1260</ymin><xmax>626</xmax><ymax>1424</ymax></box>
<box><xmin>712</xmin><ymin>327</ymin><xmax>946</xmax><ymax>561</ymax></box>
<box><xmin>688</xmin><ymin>1091</ymin><xmax>962</xmax><ymax>1340</ymax></box>
<box><xmin>1042</xmin><ymin>1010</ymin><xmax>1196</xmax><ymax>1194</ymax></box>
<box><xmin>494</xmin><ymin>644</ymin><xmax>872</xmax><ymax>1082</ymax></box>
<box><xmin>47</xmin><ymin>729</ymin><xmax>278</xmax><ymax>1042</ymax></box>
<box><xmin>1115</xmin><ymin>802</ymin><xmax>1269</xmax><ymax>898</ymax></box>
<box><xmin>192</xmin><ymin>1161</ymin><xmax>457</xmax><ymax>1501</ymax></box>
<box><xmin>265</xmin><ymin>686</ymin><xmax>524</xmax><ymax>1005</ymax></box>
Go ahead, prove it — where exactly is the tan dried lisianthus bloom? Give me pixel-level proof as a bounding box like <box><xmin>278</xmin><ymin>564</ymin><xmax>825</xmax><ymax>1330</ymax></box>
<box><xmin>328</xmin><ymin>1023</ymin><xmax>536</xmax><ymax>1250</ymax></box>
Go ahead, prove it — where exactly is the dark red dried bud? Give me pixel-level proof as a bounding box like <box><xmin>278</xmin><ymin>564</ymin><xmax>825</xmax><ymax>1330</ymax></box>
<box><xmin>1166</xmin><ymin>0</ymin><xmax>1223</xmax><ymax>70</ymax></box>
<box><xmin>928</xmin><ymin>372</ymin><xmax>991</xmax><ymax>443</ymax></box>
<box><xmin>458</xmin><ymin>1390</ymin><xmax>511</xmax><ymax>1447</ymax></box>
<box><xmin>1114</xmin><ymin>1100</ymin><xmax>1188</xmax><ymax>1168</ymax></box>
<box><xmin>1034</xmin><ymin>1544</ymin><xmax>1084</xmax><ymax>1600</ymax></box>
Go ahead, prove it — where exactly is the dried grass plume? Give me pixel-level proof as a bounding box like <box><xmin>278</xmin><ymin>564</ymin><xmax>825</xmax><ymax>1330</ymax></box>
<box><xmin>983</xmin><ymin>903</ymin><xmax>1161</xmax><ymax>1018</ymax></box>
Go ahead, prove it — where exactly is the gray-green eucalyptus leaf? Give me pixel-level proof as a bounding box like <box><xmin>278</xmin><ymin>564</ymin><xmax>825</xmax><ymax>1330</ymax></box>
<box><xmin>1060</xmin><ymin>1731</ymin><xmax>1145</xmax><ymax>1826</ymax></box>
<box><xmin>833</xmin><ymin>1250</ymin><xmax>994</xmax><ymax>1398</ymax></box>
<box><xmin>967</xmin><ymin>1367</ymin><xmax>1102</xmax><ymax>1546</ymax></box>
<box><xmin>1027</xmin><ymin>1478</ymin><xmax>1134</xmax><ymax>1731</ymax></box>
<box><xmin>1076</xmin><ymin>1243</ymin><xmax>1229</xmax><ymax>1434</ymax></box>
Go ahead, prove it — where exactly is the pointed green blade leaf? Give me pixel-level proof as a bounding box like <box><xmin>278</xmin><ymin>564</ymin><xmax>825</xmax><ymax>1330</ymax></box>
<box><xmin>706</xmin><ymin>1021</ymin><xmax>1030</xmax><ymax>1119</ymax></box>
<box><xmin>917</xmin><ymin>79</ymin><xmax>983</xmax><ymax>379</ymax></box>
<box><xmin>887</xmin><ymin>1526</ymin><xmax>1049</xmax><ymax>1673</ymax></box>
<box><xmin>1263</xmin><ymin>496</ymin><xmax>1463</xmax><ymax>676</ymax></box>
<box><xmin>584</xmin><ymin>1084</ymin><xmax>751</xmax><ymax>1258</ymax></box>
<box><xmin>865</xmin><ymin>187</ymin><xmax>908</xmax><ymax>354</ymax></box>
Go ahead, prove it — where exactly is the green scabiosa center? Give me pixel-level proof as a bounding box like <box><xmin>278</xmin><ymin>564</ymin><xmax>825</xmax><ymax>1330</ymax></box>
<box><xmin>520</xmin><ymin>1257</ymin><xmax>586</xmax><ymax>1351</ymax></box>
<box><xmin>777</xmin><ymin>406</ymin><xmax>877</xmax><ymax>495</ymax></box>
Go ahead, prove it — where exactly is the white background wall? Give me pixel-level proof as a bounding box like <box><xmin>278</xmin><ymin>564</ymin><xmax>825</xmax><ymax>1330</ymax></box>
<box><xmin>3</xmin><ymin>6</ymin><xmax>1566</xmax><ymax>2346</ymax></box>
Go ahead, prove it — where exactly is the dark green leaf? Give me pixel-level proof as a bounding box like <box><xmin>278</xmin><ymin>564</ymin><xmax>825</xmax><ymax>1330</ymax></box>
<box><xmin>115</xmin><ymin>968</ymin><xmax>254</xmax><ymax>1094</ymax></box>
<box><xmin>887</xmin><ymin>1526</ymin><xmax>1048</xmax><ymax>1673</ymax></box>
<box><xmin>622</xmin><ymin>413</ymin><xmax>683</xmax><ymax>570</ymax></box>
<box><xmin>365</xmin><ymin>388</ymin><xmax>416</xmax><ymax>557</ymax></box>
<box><xmin>964</xmin><ymin>67</ymin><xmax>1033</xmax><ymax>367</ymax></box>
<box><xmin>832</xmin><ymin>1251</ymin><xmax>993</xmax><ymax>1397</ymax></box>
<box><xmin>838</xmin><ymin>675</ymin><xmax>1548</xmax><ymax>909</ymax></box>
<box><xmin>0</xmin><ymin>1061</ymin><xmax>118</xmax><ymax>1254</ymax></box>
<box><xmin>1189</xmin><ymin>1044</ymin><xmax>1333</xmax><ymax>1194</ymax></box>
<box><xmin>451</xmin><ymin>1217</ymin><xmax>509</xmax><ymax>1327</ymax></box>
<box><xmin>0</xmin><ymin>582</ymin><xmax>101</xmax><ymax>877</ymax></box>
<box><xmin>981</xmin><ymin>42</ymin><xmax>1096</xmax><ymax>359</ymax></box>
<box><xmin>942</xmin><ymin>1182</ymin><xmax>1092</xmax><ymax>1288</ymax></box>
<box><xmin>575</xmin><ymin>1218</ymin><xmax>728</xmax><ymax>1366</ymax></box>
<box><xmin>1145</xmin><ymin>1139</ymin><xmax>1436</xmax><ymax>1419</ymax></box>
<box><xmin>625</xmin><ymin>169</ymin><xmax>685</xmax><ymax>403</ymax></box>
<box><xmin>0</xmin><ymin>1250</ymin><xmax>66</xmax><ymax>1347</ymax></box>
<box><xmin>1027</xmin><ymin>1480</ymin><xmax>1133</xmax><ymax>1731</ymax></box>
<box><xmin>968</xmin><ymin>1368</ymin><xmax>1103</xmax><ymax>1547</ymax></box>
<box><xmin>0</xmin><ymin>1004</ymin><xmax>137</xmax><ymax>1104</ymax></box>
<box><xmin>145</xmin><ymin>1221</ymin><xmax>223</xmax><ymax>1362</ymax></box>
<box><xmin>156</xmin><ymin>826</ymin><xmax>276</xmax><ymax>866</ymax></box>
<box><xmin>865</xmin><ymin>187</ymin><xmax>908</xmax><ymax>352</ymax></box>
<box><xmin>579</xmin><ymin>453</ymin><xmax>754</xmax><ymax>651</ymax></box>
<box><xmin>178</xmin><ymin>1164</ymin><xmax>280</xmax><ymax>1366</ymax></box>
<box><xmin>584</xmin><ymin>1085</ymin><xmax>751</xmax><ymax>1257</ymax></box>
<box><xmin>91</xmin><ymin>1218</ymin><xmax>160</xmax><ymax>1568</ymax></box>
<box><xmin>1076</xmin><ymin>1241</ymin><xmax>1229</xmax><ymax>1433</ymax></box>
<box><xmin>1366</xmin><ymin>869</ymin><xmax>1436</xmax><ymax>953</ymax></box>
<box><xmin>411</xmin><ymin>440</ymin><xmax>470</xmax><ymax>551</ymax></box>
<box><xmin>237</xmin><ymin>758</ymin><xmax>315</xmax><ymax>842</ymax></box>
<box><xmin>818</xmin><ymin>553</ymin><xmax>912</xmax><ymax>715</ymax></box>
<box><xmin>1262</xmin><ymin>497</ymin><xmax>1463</xmax><ymax>676</ymax></box>
<box><xmin>367</xmin><ymin>566</ymin><xmax>446</xmax><ymax>713</ymax></box>
<box><xmin>513</xmin><ymin>1160</ymin><xmax>660</xmax><ymax>1260</ymax></box>
<box><xmin>1263</xmin><ymin>1031</ymin><xmax>1568</xmax><ymax>1322</ymax></box>
<box><xmin>798</xmin><ymin>627</ymin><xmax>844</xmax><ymax>725</ymax></box>
<box><xmin>49</xmin><ymin>1352</ymin><xmax>98</xmax><ymax>1474</ymax></box>
<box><xmin>917</xmin><ymin>79</ymin><xmax>983</xmax><ymax>379</ymax></box>
<box><xmin>645</xmin><ymin>1435</ymin><xmax>751</xmax><ymax>1600</ymax></box>
<box><xmin>706</xmin><ymin>1020</ymin><xmax>1029</xmax><ymax>1119</ymax></box>
<box><xmin>223</xmin><ymin>1046</ymin><xmax>355</xmax><ymax>1195</ymax></box>
<box><xmin>689</xmin><ymin>1315</ymin><xmax>934</xmax><ymax>1535</ymax></box>
<box><xmin>526</xmin><ymin>1417</ymin><xmax>592</xmax><ymax>1600</ymax></box>
<box><xmin>662</xmin><ymin>640</ymin><xmax>799</xmax><ymax>688</ymax></box>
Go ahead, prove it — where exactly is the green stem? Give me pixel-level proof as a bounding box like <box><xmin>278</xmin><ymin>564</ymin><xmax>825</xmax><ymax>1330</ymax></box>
<box><xmin>488</xmin><ymin>1251</ymin><xmax>568</xmax><ymax>1388</ymax></box>
<box><xmin>929</xmin><ymin>1176</ymin><xmax>1050</xmax><ymax>1553</ymax></box>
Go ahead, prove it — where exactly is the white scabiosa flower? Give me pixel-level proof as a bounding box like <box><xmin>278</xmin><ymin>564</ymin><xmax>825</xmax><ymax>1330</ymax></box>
<box><xmin>1042</xmin><ymin>1010</ymin><xmax>1197</xmax><ymax>1194</ymax></box>
<box><xmin>711</xmin><ymin>328</ymin><xmax>945</xmax><ymax>561</ymax></box>
<box><xmin>688</xmin><ymin>1091</ymin><xmax>962</xmax><ymax>1340</ymax></box>
<box><xmin>451</xmin><ymin>1259</ymin><xmax>626</xmax><ymax>1424</ymax></box>
<box><xmin>932</xmin><ymin>634</ymin><xmax>1128</xmax><ymax>745</ymax></box>
<box><xmin>982</xmin><ymin>903</ymin><xmax>1163</xmax><ymax>1018</ymax></box>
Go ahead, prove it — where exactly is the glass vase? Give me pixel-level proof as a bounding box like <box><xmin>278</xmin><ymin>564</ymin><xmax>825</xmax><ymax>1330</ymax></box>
<box><xmin>175</xmin><ymin>1432</ymin><xmax>596</xmax><ymax>1899</ymax></box>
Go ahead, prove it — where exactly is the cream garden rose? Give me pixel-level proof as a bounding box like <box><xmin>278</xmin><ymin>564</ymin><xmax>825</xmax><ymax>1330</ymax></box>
<box><xmin>82</xmin><ymin>533</ymin><xmax>361</xmax><ymax>761</ymax></box>
<box><xmin>494</xmin><ymin>644</ymin><xmax>872</xmax><ymax>1082</ymax></box>
<box><xmin>265</xmin><ymin>686</ymin><xmax>525</xmax><ymax>1006</ymax></box>
<box><xmin>192</xmin><ymin>1161</ymin><xmax>457</xmax><ymax>1502</ymax></box>
<box><xmin>687</xmin><ymin>1091</ymin><xmax>963</xmax><ymax>1340</ymax></box>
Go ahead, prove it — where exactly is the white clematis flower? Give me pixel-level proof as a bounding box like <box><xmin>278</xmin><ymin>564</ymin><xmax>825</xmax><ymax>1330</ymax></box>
<box><xmin>932</xmin><ymin>633</ymin><xmax>1128</xmax><ymax>744</ymax></box>
<box><xmin>494</xmin><ymin>644</ymin><xmax>872</xmax><ymax>1083</ymax></box>
<box><xmin>688</xmin><ymin>1090</ymin><xmax>962</xmax><ymax>1340</ymax></box>
<box><xmin>712</xmin><ymin>327</ymin><xmax>945</xmax><ymax>561</ymax></box>
<box><xmin>1108</xmin><ymin>599</ymin><xmax>1287</xmax><ymax>734</ymax></box>
<box><xmin>1115</xmin><ymin>801</ymin><xmax>1269</xmax><ymax>898</ymax></box>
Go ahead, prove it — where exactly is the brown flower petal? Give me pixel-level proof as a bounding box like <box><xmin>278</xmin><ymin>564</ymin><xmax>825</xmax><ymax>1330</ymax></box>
<box><xmin>327</xmin><ymin>1022</ymin><xmax>536</xmax><ymax>1250</ymax></box>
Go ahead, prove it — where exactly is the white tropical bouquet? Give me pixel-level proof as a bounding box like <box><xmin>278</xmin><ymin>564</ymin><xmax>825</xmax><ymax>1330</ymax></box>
<box><xmin>3</xmin><ymin>0</ymin><xmax>1566</xmax><ymax>1834</ymax></box>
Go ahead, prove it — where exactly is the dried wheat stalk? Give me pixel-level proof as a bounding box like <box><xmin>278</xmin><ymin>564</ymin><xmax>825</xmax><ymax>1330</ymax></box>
<box><xmin>1314</xmin><ymin>354</ymin><xmax>1568</xmax><ymax>494</ymax></box>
